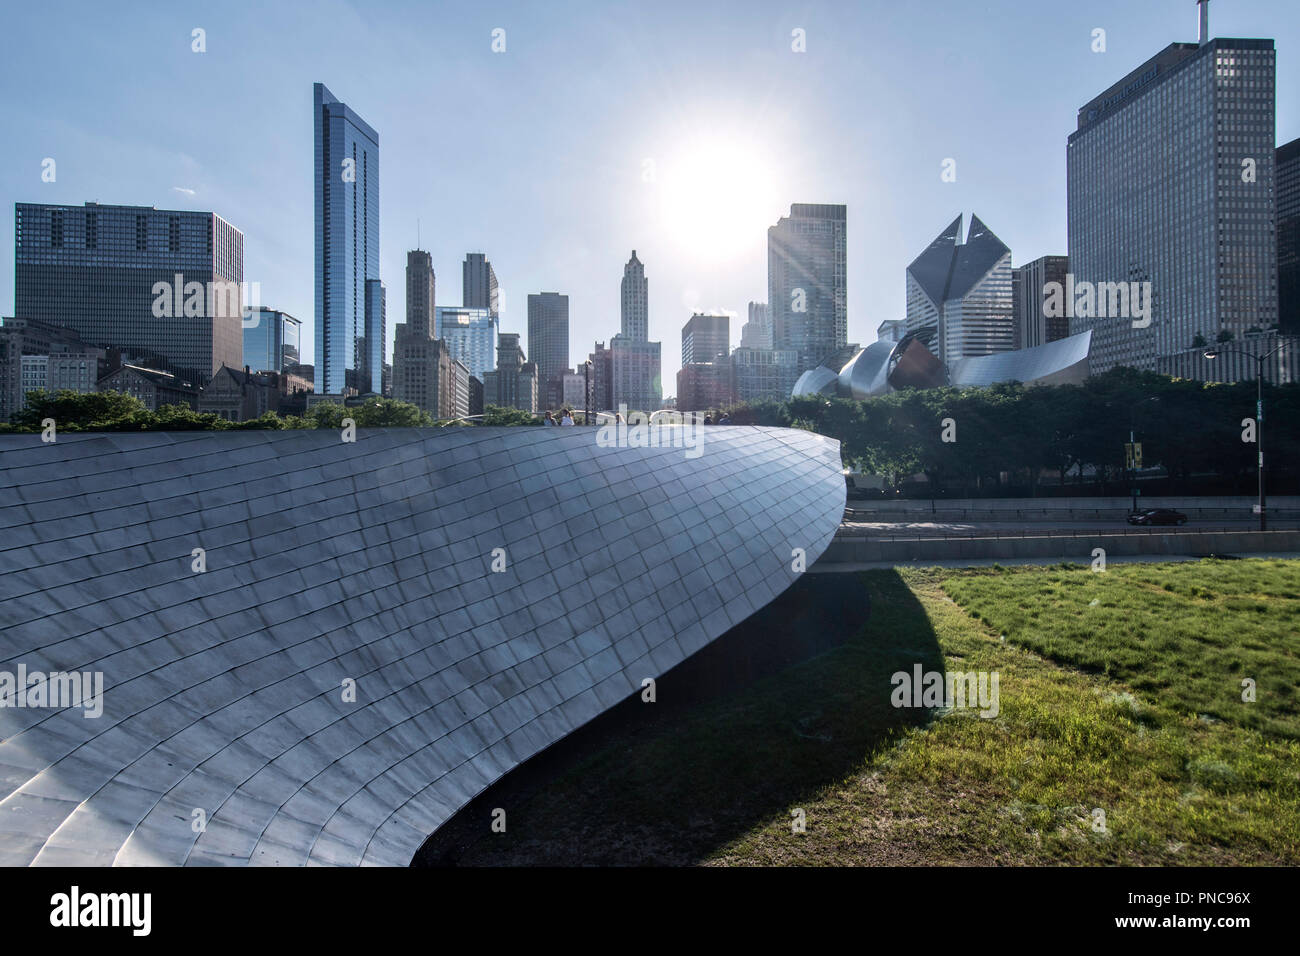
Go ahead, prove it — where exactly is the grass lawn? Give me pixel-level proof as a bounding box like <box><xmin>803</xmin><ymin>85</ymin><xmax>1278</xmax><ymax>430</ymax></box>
<box><xmin>441</xmin><ymin>558</ymin><xmax>1300</xmax><ymax>865</ymax></box>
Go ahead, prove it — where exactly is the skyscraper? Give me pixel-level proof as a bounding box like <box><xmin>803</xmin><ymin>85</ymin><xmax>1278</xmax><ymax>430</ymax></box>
<box><xmin>1067</xmin><ymin>26</ymin><xmax>1278</xmax><ymax>378</ymax></box>
<box><xmin>682</xmin><ymin>313</ymin><xmax>730</xmax><ymax>365</ymax></box>
<box><xmin>740</xmin><ymin>301</ymin><xmax>773</xmax><ymax>349</ymax></box>
<box><xmin>314</xmin><ymin>82</ymin><xmax>381</xmax><ymax>395</ymax></box>
<box><xmin>14</xmin><ymin>202</ymin><xmax>243</xmax><ymax>384</ymax></box>
<box><xmin>527</xmin><ymin>292</ymin><xmax>570</xmax><ymax>405</ymax></box>
<box><xmin>463</xmin><ymin>253</ymin><xmax>499</xmax><ymax>318</ymax></box>
<box><xmin>768</xmin><ymin>203</ymin><xmax>847</xmax><ymax>373</ymax></box>
<box><xmin>242</xmin><ymin>307</ymin><xmax>301</xmax><ymax>373</ymax></box>
<box><xmin>1012</xmin><ymin>256</ymin><xmax>1069</xmax><ymax>349</ymax></box>
<box><xmin>610</xmin><ymin>251</ymin><xmax>661</xmax><ymax>412</ymax></box>
<box><xmin>435</xmin><ymin>306</ymin><xmax>496</xmax><ymax>380</ymax></box>
<box><xmin>905</xmin><ymin>214</ymin><xmax>1014</xmax><ymax>362</ymax></box>
<box><xmin>392</xmin><ymin>326</ymin><xmax>468</xmax><ymax>420</ymax></box>
<box><xmin>1278</xmin><ymin>137</ymin><xmax>1300</xmax><ymax>335</ymax></box>
<box><xmin>620</xmin><ymin>251</ymin><xmax>648</xmax><ymax>341</ymax></box>
<box><xmin>407</xmin><ymin>250</ymin><xmax>436</xmax><ymax>337</ymax></box>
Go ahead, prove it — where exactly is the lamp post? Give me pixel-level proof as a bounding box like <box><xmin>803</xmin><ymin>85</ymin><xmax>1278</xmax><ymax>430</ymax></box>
<box><xmin>1203</xmin><ymin>342</ymin><xmax>1285</xmax><ymax>531</ymax></box>
<box><xmin>1125</xmin><ymin>396</ymin><xmax>1159</xmax><ymax>515</ymax></box>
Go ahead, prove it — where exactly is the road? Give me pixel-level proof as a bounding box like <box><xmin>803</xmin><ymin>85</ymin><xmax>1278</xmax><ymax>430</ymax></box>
<box><xmin>838</xmin><ymin>516</ymin><xmax>1300</xmax><ymax>539</ymax></box>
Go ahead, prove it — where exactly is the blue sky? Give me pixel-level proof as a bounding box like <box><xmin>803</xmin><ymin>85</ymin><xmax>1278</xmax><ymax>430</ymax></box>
<box><xmin>3</xmin><ymin>0</ymin><xmax>1298</xmax><ymax>389</ymax></box>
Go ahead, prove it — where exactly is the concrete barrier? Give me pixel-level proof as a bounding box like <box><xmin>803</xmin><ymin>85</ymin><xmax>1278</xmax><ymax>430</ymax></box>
<box><xmin>846</xmin><ymin>495</ymin><xmax>1300</xmax><ymax>521</ymax></box>
<box><xmin>820</xmin><ymin>530</ymin><xmax>1300</xmax><ymax>564</ymax></box>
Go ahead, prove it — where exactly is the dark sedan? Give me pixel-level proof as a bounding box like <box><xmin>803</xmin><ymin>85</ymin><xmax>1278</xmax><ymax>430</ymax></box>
<box><xmin>1127</xmin><ymin>508</ymin><xmax>1188</xmax><ymax>526</ymax></box>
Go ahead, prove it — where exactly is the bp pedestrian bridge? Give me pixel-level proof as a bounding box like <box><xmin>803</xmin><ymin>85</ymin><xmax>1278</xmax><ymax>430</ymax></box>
<box><xmin>0</xmin><ymin>425</ymin><xmax>844</xmax><ymax>866</ymax></box>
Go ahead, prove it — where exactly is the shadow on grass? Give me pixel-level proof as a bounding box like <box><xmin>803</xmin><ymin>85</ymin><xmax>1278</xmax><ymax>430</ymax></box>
<box><xmin>412</xmin><ymin>568</ymin><xmax>942</xmax><ymax>866</ymax></box>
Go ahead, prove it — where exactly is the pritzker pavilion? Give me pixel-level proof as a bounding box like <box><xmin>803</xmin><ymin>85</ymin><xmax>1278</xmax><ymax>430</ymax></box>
<box><xmin>0</xmin><ymin>425</ymin><xmax>844</xmax><ymax>866</ymax></box>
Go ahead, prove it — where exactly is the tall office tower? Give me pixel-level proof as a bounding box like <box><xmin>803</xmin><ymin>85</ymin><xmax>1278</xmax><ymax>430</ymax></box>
<box><xmin>1067</xmin><ymin>18</ymin><xmax>1278</xmax><ymax>378</ymax></box>
<box><xmin>463</xmin><ymin>253</ymin><xmax>499</xmax><ymax>318</ymax></box>
<box><xmin>768</xmin><ymin>203</ymin><xmax>847</xmax><ymax>373</ymax></box>
<box><xmin>1012</xmin><ymin>256</ymin><xmax>1070</xmax><ymax>349</ymax></box>
<box><xmin>740</xmin><ymin>301</ymin><xmax>773</xmax><ymax>349</ymax></box>
<box><xmin>314</xmin><ymin>82</ymin><xmax>381</xmax><ymax>395</ymax></box>
<box><xmin>905</xmin><ymin>214</ymin><xmax>1014</xmax><ymax>362</ymax></box>
<box><xmin>620</xmin><ymin>250</ymin><xmax>648</xmax><ymax>341</ymax></box>
<box><xmin>482</xmin><ymin>332</ymin><xmax>537</xmax><ymax>413</ymax></box>
<box><xmin>611</xmin><ymin>250</ymin><xmax>662</xmax><ymax>411</ymax></box>
<box><xmin>14</xmin><ymin>202</ymin><xmax>243</xmax><ymax>383</ymax></box>
<box><xmin>527</xmin><ymin>292</ymin><xmax>570</xmax><ymax>405</ymax></box>
<box><xmin>434</xmin><ymin>306</ymin><xmax>496</xmax><ymax>380</ymax></box>
<box><xmin>681</xmin><ymin>313</ymin><xmax>730</xmax><ymax>365</ymax></box>
<box><xmin>392</xmin><ymin>323</ymin><xmax>468</xmax><ymax>420</ymax></box>
<box><xmin>1278</xmin><ymin>138</ymin><xmax>1300</xmax><ymax>334</ymax></box>
<box><xmin>407</xmin><ymin>250</ymin><xmax>436</xmax><ymax>337</ymax></box>
<box><xmin>242</xmin><ymin>307</ymin><xmax>301</xmax><ymax>374</ymax></box>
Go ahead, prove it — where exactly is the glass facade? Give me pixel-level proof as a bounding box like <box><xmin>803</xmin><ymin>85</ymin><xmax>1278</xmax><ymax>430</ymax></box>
<box><xmin>435</xmin><ymin>306</ymin><xmax>496</xmax><ymax>381</ymax></box>
<box><xmin>1067</xmin><ymin>39</ymin><xmax>1278</xmax><ymax>378</ymax></box>
<box><xmin>314</xmin><ymin>83</ymin><xmax>381</xmax><ymax>395</ymax></box>
<box><xmin>242</xmin><ymin>307</ymin><xmax>301</xmax><ymax>373</ymax></box>
<box><xmin>768</xmin><ymin>203</ymin><xmax>847</xmax><ymax>373</ymax></box>
<box><xmin>681</xmin><ymin>313</ymin><xmax>729</xmax><ymax>365</ymax></box>
<box><xmin>14</xmin><ymin>202</ymin><xmax>243</xmax><ymax>384</ymax></box>
<box><xmin>1278</xmin><ymin>138</ymin><xmax>1300</xmax><ymax>334</ymax></box>
<box><xmin>905</xmin><ymin>214</ymin><xmax>1014</xmax><ymax>363</ymax></box>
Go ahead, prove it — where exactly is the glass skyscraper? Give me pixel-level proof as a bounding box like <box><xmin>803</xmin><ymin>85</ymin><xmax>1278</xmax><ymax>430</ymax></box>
<box><xmin>314</xmin><ymin>82</ymin><xmax>381</xmax><ymax>395</ymax></box>
<box><xmin>768</xmin><ymin>204</ymin><xmax>847</xmax><ymax>374</ymax></box>
<box><xmin>14</xmin><ymin>202</ymin><xmax>243</xmax><ymax>384</ymax></box>
<box><xmin>242</xmin><ymin>307</ymin><xmax>301</xmax><ymax>373</ymax></box>
<box><xmin>435</xmin><ymin>306</ymin><xmax>496</xmax><ymax>381</ymax></box>
<box><xmin>1067</xmin><ymin>37</ymin><xmax>1278</xmax><ymax>378</ymax></box>
<box><xmin>1277</xmin><ymin>137</ymin><xmax>1300</xmax><ymax>334</ymax></box>
<box><xmin>905</xmin><ymin>214</ymin><xmax>1014</xmax><ymax>362</ymax></box>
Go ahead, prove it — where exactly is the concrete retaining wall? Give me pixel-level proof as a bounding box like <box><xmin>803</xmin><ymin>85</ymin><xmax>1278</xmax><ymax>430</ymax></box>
<box><xmin>846</xmin><ymin>496</ymin><xmax>1300</xmax><ymax>521</ymax></box>
<box><xmin>821</xmin><ymin>530</ymin><xmax>1300</xmax><ymax>564</ymax></box>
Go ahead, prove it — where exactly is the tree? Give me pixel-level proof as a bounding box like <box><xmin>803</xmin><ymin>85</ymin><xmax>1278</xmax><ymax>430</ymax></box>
<box><xmin>480</xmin><ymin>405</ymin><xmax>541</xmax><ymax>426</ymax></box>
<box><xmin>10</xmin><ymin>389</ymin><xmax>148</xmax><ymax>432</ymax></box>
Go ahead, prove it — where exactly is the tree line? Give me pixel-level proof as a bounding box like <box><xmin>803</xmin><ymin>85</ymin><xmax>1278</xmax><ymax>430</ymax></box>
<box><xmin>717</xmin><ymin>367</ymin><xmax>1300</xmax><ymax>497</ymax></box>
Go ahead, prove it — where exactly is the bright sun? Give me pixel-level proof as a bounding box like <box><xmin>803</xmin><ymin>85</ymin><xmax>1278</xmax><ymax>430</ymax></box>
<box><xmin>656</xmin><ymin>139</ymin><xmax>782</xmax><ymax>263</ymax></box>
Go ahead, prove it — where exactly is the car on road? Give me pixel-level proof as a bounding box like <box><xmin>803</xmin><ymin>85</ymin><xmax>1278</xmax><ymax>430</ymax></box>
<box><xmin>1127</xmin><ymin>508</ymin><xmax>1188</xmax><ymax>526</ymax></box>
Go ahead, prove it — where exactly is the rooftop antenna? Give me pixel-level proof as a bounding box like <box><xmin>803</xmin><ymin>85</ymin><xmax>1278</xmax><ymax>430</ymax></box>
<box><xmin>417</xmin><ymin>218</ymin><xmax>421</xmax><ymax>250</ymax></box>
<box><xmin>1198</xmin><ymin>0</ymin><xmax>1209</xmax><ymax>46</ymax></box>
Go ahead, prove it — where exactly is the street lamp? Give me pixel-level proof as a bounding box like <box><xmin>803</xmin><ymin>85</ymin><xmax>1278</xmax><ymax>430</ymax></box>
<box><xmin>1125</xmin><ymin>396</ymin><xmax>1159</xmax><ymax>516</ymax></box>
<box><xmin>1204</xmin><ymin>342</ymin><xmax>1286</xmax><ymax>531</ymax></box>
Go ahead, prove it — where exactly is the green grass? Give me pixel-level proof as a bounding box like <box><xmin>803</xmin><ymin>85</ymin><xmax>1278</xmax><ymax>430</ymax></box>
<box><xmin>447</xmin><ymin>559</ymin><xmax>1300</xmax><ymax>866</ymax></box>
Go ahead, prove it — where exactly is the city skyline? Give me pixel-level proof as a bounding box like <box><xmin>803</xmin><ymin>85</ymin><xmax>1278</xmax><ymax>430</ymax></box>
<box><xmin>5</xmin><ymin>1</ymin><xmax>1299</xmax><ymax>389</ymax></box>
